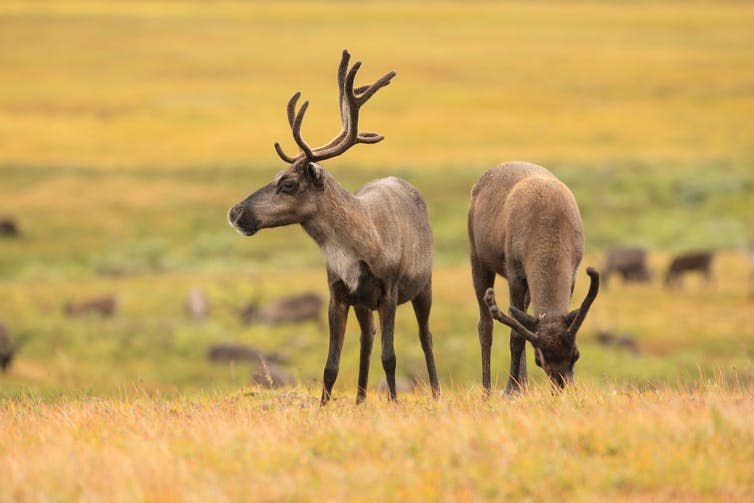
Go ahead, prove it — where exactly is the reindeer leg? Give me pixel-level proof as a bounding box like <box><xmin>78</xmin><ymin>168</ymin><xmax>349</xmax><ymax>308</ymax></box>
<box><xmin>378</xmin><ymin>289</ymin><xmax>399</xmax><ymax>401</ymax></box>
<box><xmin>321</xmin><ymin>298</ymin><xmax>349</xmax><ymax>405</ymax></box>
<box><xmin>411</xmin><ymin>279</ymin><xmax>440</xmax><ymax>399</ymax></box>
<box><xmin>354</xmin><ymin>305</ymin><xmax>375</xmax><ymax>404</ymax></box>
<box><xmin>504</xmin><ymin>279</ymin><xmax>530</xmax><ymax>396</ymax></box>
<box><xmin>471</xmin><ymin>258</ymin><xmax>495</xmax><ymax>396</ymax></box>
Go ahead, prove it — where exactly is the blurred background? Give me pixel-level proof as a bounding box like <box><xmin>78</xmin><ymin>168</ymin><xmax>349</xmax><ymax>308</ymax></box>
<box><xmin>1</xmin><ymin>1</ymin><xmax>752</xmax><ymax>398</ymax></box>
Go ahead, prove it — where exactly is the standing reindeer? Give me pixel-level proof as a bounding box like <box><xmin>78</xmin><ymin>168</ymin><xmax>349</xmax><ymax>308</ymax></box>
<box><xmin>468</xmin><ymin>162</ymin><xmax>599</xmax><ymax>393</ymax></box>
<box><xmin>228</xmin><ymin>50</ymin><xmax>439</xmax><ymax>404</ymax></box>
<box><xmin>664</xmin><ymin>251</ymin><xmax>714</xmax><ymax>288</ymax></box>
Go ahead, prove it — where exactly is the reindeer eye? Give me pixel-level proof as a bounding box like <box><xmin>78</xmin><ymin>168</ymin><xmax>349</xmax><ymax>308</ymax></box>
<box><xmin>277</xmin><ymin>179</ymin><xmax>298</xmax><ymax>194</ymax></box>
<box><xmin>573</xmin><ymin>349</ymin><xmax>580</xmax><ymax>363</ymax></box>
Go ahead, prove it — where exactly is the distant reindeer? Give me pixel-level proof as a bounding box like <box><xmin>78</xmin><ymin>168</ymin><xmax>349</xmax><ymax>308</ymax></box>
<box><xmin>185</xmin><ymin>287</ymin><xmax>210</xmax><ymax>321</ymax></box>
<box><xmin>664</xmin><ymin>251</ymin><xmax>714</xmax><ymax>288</ymax></box>
<box><xmin>468</xmin><ymin>162</ymin><xmax>599</xmax><ymax>393</ymax></box>
<box><xmin>63</xmin><ymin>295</ymin><xmax>118</xmax><ymax>317</ymax></box>
<box><xmin>252</xmin><ymin>360</ymin><xmax>297</xmax><ymax>389</ymax></box>
<box><xmin>241</xmin><ymin>292</ymin><xmax>324</xmax><ymax>326</ymax></box>
<box><xmin>0</xmin><ymin>321</ymin><xmax>13</xmax><ymax>372</ymax></box>
<box><xmin>594</xmin><ymin>330</ymin><xmax>641</xmax><ymax>355</ymax></box>
<box><xmin>228</xmin><ymin>50</ymin><xmax>439</xmax><ymax>404</ymax></box>
<box><xmin>206</xmin><ymin>343</ymin><xmax>286</xmax><ymax>365</ymax></box>
<box><xmin>0</xmin><ymin>217</ymin><xmax>20</xmax><ymax>238</ymax></box>
<box><xmin>602</xmin><ymin>246</ymin><xmax>651</xmax><ymax>287</ymax></box>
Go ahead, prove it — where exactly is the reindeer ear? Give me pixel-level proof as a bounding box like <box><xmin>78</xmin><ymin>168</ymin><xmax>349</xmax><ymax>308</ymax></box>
<box><xmin>509</xmin><ymin>306</ymin><xmax>538</xmax><ymax>331</ymax></box>
<box><xmin>306</xmin><ymin>162</ymin><xmax>325</xmax><ymax>188</ymax></box>
<box><xmin>565</xmin><ymin>308</ymin><xmax>579</xmax><ymax>327</ymax></box>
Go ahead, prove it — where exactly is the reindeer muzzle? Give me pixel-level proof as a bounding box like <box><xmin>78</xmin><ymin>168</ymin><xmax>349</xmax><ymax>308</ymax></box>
<box><xmin>228</xmin><ymin>204</ymin><xmax>259</xmax><ymax>237</ymax></box>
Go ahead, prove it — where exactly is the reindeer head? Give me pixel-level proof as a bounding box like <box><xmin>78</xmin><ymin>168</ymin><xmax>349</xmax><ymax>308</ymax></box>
<box><xmin>485</xmin><ymin>267</ymin><xmax>600</xmax><ymax>388</ymax></box>
<box><xmin>228</xmin><ymin>50</ymin><xmax>395</xmax><ymax>237</ymax></box>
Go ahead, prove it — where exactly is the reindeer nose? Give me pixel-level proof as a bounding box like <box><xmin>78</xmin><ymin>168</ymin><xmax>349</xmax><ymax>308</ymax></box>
<box><xmin>228</xmin><ymin>205</ymin><xmax>243</xmax><ymax>225</ymax></box>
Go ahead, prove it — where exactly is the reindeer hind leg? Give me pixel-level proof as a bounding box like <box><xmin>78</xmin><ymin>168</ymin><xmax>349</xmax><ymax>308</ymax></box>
<box><xmin>411</xmin><ymin>279</ymin><xmax>440</xmax><ymax>398</ymax></box>
<box><xmin>471</xmin><ymin>257</ymin><xmax>496</xmax><ymax>396</ymax></box>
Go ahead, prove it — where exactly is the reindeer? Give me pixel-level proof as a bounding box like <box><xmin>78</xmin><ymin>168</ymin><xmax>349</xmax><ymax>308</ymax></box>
<box><xmin>0</xmin><ymin>321</ymin><xmax>14</xmax><ymax>372</ymax></box>
<box><xmin>468</xmin><ymin>162</ymin><xmax>599</xmax><ymax>393</ymax></box>
<box><xmin>228</xmin><ymin>50</ymin><xmax>439</xmax><ymax>404</ymax></box>
<box><xmin>0</xmin><ymin>217</ymin><xmax>20</xmax><ymax>238</ymax></box>
<box><xmin>63</xmin><ymin>294</ymin><xmax>118</xmax><ymax>317</ymax></box>
<box><xmin>664</xmin><ymin>250</ymin><xmax>714</xmax><ymax>288</ymax></box>
<box><xmin>240</xmin><ymin>292</ymin><xmax>324</xmax><ymax>326</ymax></box>
<box><xmin>602</xmin><ymin>246</ymin><xmax>651</xmax><ymax>287</ymax></box>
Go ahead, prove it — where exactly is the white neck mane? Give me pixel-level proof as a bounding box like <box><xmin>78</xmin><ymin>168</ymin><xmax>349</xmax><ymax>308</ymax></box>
<box><xmin>322</xmin><ymin>239</ymin><xmax>362</xmax><ymax>292</ymax></box>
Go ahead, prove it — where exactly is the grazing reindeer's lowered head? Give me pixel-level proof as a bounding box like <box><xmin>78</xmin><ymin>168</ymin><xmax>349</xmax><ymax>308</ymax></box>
<box><xmin>468</xmin><ymin>162</ymin><xmax>600</xmax><ymax>393</ymax></box>
<box><xmin>228</xmin><ymin>50</ymin><xmax>439</xmax><ymax>405</ymax></box>
<box><xmin>484</xmin><ymin>268</ymin><xmax>599</xmax><ymax>387</ymax></box>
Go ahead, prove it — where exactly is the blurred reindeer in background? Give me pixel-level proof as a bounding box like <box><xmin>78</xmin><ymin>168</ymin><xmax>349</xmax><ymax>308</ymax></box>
<box><xmin>664</xmin><ymin>251</ymin><xmax>714</xmax><ymax>288</ymax></box>
<box><xmin>63</xmin><ymin>295</ymin><xmax>118</xmax><ymax>317</ymax></box>
<box><xmin>241</xmin><ymin>292</ymin><xmax>324</xmax><ymax>326</ymax></box>
<box><xmin>0</xmin><ymin>321</ymin><xmax>14</xmax><ymax>372</ymax></box>
<box><xmin>602</xmin><ymin>246</ymin><xmax>651</xmax><ymax>287</ymax></box>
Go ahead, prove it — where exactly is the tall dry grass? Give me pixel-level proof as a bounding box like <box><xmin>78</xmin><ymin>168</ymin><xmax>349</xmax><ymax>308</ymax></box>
<box><xmin>2</xmin><ymin>383</ymin><xmax>752</xmax><ymax>502</ymax></box>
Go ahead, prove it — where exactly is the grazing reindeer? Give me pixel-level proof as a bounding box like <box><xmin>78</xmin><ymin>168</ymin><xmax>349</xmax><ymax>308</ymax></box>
<box><xmin>664</xmin><ymin>251</ymin><xmax>714</xmax><ymax>288</ymax></box>
<box><xmin>63</xmin><ymin>294</ymin><xmax>118</xmax><ymax>317</ymax></box>
<box><xmin>228</xmin><ymin>50</ymin><xmax>439</xmax><ymax>404</ymax></box>
<box><xmin>241</xmin><ymin>292</ymin><xmax>324</xmax><ymax>326</ymax></box>
<box><xmin>0</xmin><ymin>217</ymin><xmax>20</xmax><ymax>238</ymax></box>
<box><xmin>468</xmin><ymin>162</ymin><xmax>599</xmax><ymax>393</ymax></box>
<box><xmin>602</xmin><ymin>246</ymin><xmax>651</xmax><ymax>287</ymax></box>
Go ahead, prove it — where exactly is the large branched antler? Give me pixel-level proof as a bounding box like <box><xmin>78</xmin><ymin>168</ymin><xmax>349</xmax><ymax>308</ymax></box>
<box><xmin>274</xmin><ymin>49</ymin><xmax>397</xmax><ymax>164</ymax></box>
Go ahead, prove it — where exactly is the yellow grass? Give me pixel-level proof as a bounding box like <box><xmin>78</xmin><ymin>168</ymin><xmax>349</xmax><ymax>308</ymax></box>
<box><xmin>0</xmin><ymin>1</ymin><xmax>752</xmax><ymax>169</ymax></box>
<box><xmin>1</xmin><ymin>384</ymin><xmax>752</xmax><ymax>502</ymax></box>
<box><xmin>1</xmin><ymin>2</ymin><xmax>753</xmax><ymax>500</ymax></box>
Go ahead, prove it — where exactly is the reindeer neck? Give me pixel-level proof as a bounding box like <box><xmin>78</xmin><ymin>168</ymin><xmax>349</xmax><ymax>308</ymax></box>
<box><xmin>302</xmin><ymin>179</ymin><xmax>381</xmax><ymax>291</ymax></box>
<box><xmin>526</xmin><ymin>257</ymin><xmax>577</xmax><ymax>317</ymax></box>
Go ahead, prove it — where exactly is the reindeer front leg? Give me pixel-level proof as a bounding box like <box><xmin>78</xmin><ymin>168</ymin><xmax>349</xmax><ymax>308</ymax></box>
<box><xmin>354</xmin><ymin>305</ymin><xmax>375</xmax><ymax>404</ymax></box>
<box><xmin>505</xmin><ymin>279</ymin><xmax>529</xmax><ymax>395</ymax></box>
<box><xmin>321</xmin><ymin>299</ymin><xmax>349</xmax><ymax>405</ymax></box>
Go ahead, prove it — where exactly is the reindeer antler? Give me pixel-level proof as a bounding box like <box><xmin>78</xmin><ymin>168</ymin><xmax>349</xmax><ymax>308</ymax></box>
<box><xmin>484</xmin><ymin>288</ymin><xmax>540</xmax><ymax>343</ymax></box>
<box><xmin>274</xmin><ymin>49</ymin><xmax>396</xmax><ymax>164</ymax></box>
<box><xmin>566</xmin><ymin>267</ymin><xmax>600</xmax><ymax>340</ymax></box>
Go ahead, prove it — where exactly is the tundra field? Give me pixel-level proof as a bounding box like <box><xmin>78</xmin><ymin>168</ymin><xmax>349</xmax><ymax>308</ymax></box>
<box><xmin>1</xmin><ymin>1</ymin><xmax>754</xmax><ymax>501</ymax></box>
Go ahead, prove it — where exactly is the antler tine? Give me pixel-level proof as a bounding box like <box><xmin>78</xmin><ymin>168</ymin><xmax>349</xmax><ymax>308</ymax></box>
<box><xmin>337</xmin><ymin>50</ymin><xmax>351</xmax><ymax>116</ymax></box>
<box><xmin>290</xmin><ymin>100</ymin><xmax>315</xmax><ymax>159</ymax></box>
<box><xmin>286</xmin><ymin>91</ymin><xmax>301</xmax><ymax>128</ymax></box>
<box><xmin>354</xmin><ymin>70</ymin><xmax>396</xmax><ymax>105</ymax></box>
<box><xmin>273</xmin><ymin>91</ymin><xmax>309</xmax><ymax>164</ymax></box>
<box><xmin>326</xmin><ymin>50</ymin><xmax>353</xmax><ymax>149</ymax></box>
<box><xmin>273</xmin><ymin>142</ymin><xmax>297</xmax><ymax>163</ymax></box>
<box><xmin>484</xmin><ymin>288</ymin><xmax>539</xmax><ymax>343</ymax></box>
<box><xmin>356</xmin><ymin>132</ymin><xmax>384</xmax><ymax>144</ymax></box>
<box><xmin>566</xmin><ymin>267</ymin><xmax>600</xmax><ymax>339</ymax></box>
